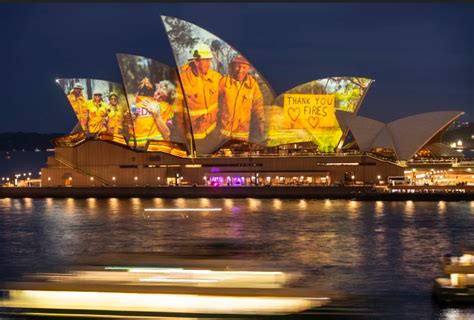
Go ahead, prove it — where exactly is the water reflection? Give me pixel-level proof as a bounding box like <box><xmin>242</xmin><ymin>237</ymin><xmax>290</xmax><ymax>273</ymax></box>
<box><xmin>0</xmin><ymin>197</ymin><xmax>12</xmax><ymax>209</ymax></box>
<box><xmin>248</xmin><ymin>198</ymin><xmax>261</xmax><ymax>211</ymax></box>
<box><xmin>45</xmin><ymin>197</ymin><xmax>53</xmax><ymax>209</ymax></box>
<box><xmin>324</xmin><ymin>199</ymin><xmax>332</xmax><ymax>209</ymax></box>
<box><xmin>298</xmin><ymin>199</ymin><xmax>307</xmax><ymax>210</ymax></box>
<box><xmin>86</xmin><ymin>198</ymin><xmax>97</xmax><ymax>211</ymax></box>
<box><xmin>405</xmin><ymin>200</ymin><xmax>415</xmax><ymax>216</ymax></box>
<box><xmin>108</xmin><ymin>198</ymin><xmax>119</xmax><ymax>218</ymax></box>
<box><xmin>130</xmin><ymin>197</ymin><xmax>142</xmax><ymax>212</ymax></box>
<box><xmin>65</xmin><ymin>198</ymin><xmax>75</xmax><ymax>215</ymax></box>
<box><xmin>438</xmin><ymin>201</ymin><xmax>446</xmax><ymax>214</ymax></box>
<box><xmin>375</xmin><ymin>201</ymin><xmax>384</xmax><ymax>215</ymax></box>
<box><xmin>200</xmin><ymin>198</ymin><xmax>210</xmax><ymax>208</ymax></box>
<box><xmin>273</xmin><ymin>199</ymin><xmax>282</xmax><ymax>211</ymax></box>
<box><xmin>23</xmin><ymin>198</ymin><xmax>32</xmax><ymax>210</ymax></box>
<box><xmin>0</xmin><ymin>199</ymin><xmax>473</xmax><ymax>319</ymax></box>
<box><xmin>347</xmin><ymin>200</ymin><xmax>360</xmax><ymax>218</ymax></box>
<box><xmin>175</xmin><ymin>198</ymin><xmax>186</xmax><ymax>208</ymax></box>
<box><xmin>224</xmin><ymin>198</ymin><xmax>234</xmax><ymax>211</ymax></box>
<box><xmin>153</xmin><ymin>198</ymin><xmax>163</xmax><ymax>208</ymax></box>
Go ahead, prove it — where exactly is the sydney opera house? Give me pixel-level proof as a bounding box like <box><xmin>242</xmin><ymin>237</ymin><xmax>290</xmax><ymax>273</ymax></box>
<box><xmin>41</xmin><ymin>16</ymin><xmax>465</xmax><ymax>187</ymax></box>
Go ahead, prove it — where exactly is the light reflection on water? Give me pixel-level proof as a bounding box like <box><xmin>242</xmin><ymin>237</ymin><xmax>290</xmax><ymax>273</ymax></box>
<box><xmin>273</xmin><ymin>199</ymin><xmax>282</xmax><ymax>211</ymax></box>
<box><xmin>0</xmin><ymin>199</ymin><xmax>474</xmax><ymax>318</ymax></box>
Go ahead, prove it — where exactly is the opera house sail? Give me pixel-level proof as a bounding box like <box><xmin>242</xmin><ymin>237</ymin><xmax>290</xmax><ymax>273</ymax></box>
<box><xmin>41</xmin><ymin>16</ymin><xmax>464</xmax><ymax>187</ymax></box>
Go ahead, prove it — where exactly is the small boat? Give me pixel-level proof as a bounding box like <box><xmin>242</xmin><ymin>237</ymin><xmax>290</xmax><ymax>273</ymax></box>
<box><xmin>433</xmin><ymin>252</ymin><xmax>474</xmax><ymax>303</ymax></box>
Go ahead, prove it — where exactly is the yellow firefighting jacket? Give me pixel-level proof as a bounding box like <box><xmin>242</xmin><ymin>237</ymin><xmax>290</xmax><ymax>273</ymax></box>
<box><xmin>218</xmin><ymin>75</ymin><xmax>264</xmax><ymax>141</ymax></box>
<box><xmin>106</xmin><ymin>106</ymin><xmax>124</xmax><ymax>135</ymax></box>
<box><xmin>131</xmin><ymin>96</ymin><xmax>175</xmax><ymax>146</ymax></box>
<box><xmin>67</xmin><ymin>93</ymin><xmax>88</xmax><ymax>130</ymax></box>
<box><xmin>180</xmin><ymin>63</ymin><xmax>221</xmax><ymax>140</ymax></box>
<box><xmin>86</xmin><ymin>100</ymin><xmax>108</xmax><ymax>134</ymax></box>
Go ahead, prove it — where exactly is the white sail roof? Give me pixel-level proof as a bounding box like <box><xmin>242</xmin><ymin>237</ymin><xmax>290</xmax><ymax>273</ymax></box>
<box><xmin>336</xmin><ymin>110</ymin><xmax>464</xmax><ymax>160</ymax></box>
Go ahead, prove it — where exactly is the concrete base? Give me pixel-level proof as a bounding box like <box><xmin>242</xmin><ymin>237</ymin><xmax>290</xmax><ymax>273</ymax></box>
<box><xmin>1</xmin><ymin>186</ymin><xmax>473</xmax><ymax>200</ymax></box>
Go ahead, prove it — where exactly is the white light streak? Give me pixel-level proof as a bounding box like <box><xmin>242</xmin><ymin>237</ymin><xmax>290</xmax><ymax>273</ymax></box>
<box><xmin>144</xmin><ymin>208</ymin><xmax>222</xmax><ymax>212</ymax></box>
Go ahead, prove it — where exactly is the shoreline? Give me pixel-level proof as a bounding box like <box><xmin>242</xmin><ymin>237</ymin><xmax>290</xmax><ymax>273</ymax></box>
<box><xmin>1</xmin><ymin>186</ymin><xmax>473</xmax><ymax>201</ymax></box>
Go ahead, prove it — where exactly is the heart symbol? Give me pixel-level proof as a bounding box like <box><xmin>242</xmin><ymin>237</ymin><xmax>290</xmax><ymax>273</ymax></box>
<box><xmin>287</xmin><ymin>107</ymin><xmax>300</xmax><ymax>122</ymax></box>
<box><xmin>308</xmin><ymin>116</ymin><xmax>319</xmax><ymax>128</ymax></box>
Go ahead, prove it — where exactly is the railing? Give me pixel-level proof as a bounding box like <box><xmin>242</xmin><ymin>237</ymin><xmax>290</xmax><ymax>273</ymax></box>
<box><xmin>453</xmin><ymin>161</ymin><xmax>474</xmax><ymax>167</ymax></box>
<box><xmin>54</xmin><ymin>156</ymin><xmax>109</xmax><ymax>186</ymax></box>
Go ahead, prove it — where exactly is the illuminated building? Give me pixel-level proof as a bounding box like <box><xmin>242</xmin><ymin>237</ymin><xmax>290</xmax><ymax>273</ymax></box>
<box><xmin>40</xmin><ymin>16</ymin><xmax>466</xmax><ymax>187</ymax></box>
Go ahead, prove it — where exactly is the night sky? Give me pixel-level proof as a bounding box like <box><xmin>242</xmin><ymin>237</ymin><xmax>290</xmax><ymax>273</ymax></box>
<box><xmin>1</xmin><ymin>3</ymin><xmax>473</xmax><ymax>133</ymax></box>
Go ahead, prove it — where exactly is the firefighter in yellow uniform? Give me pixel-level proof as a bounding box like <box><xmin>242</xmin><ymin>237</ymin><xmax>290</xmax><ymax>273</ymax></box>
<box><xmin>179</xmin><ymin>43</ymin><xmax>222</xmax><ymax>145</ymax></box>
<box><xmin>106</xmin><ymin>92</ymin><xmax>124</xmax><ymax>135</ymax></box>
<box><xmin>67</xmin><ymin>82</ymin><xmax>88</xmax><ymax>130</ymax></box>
<box><xmin>86</xmin><ymin>91</ymin><xmax>108</xmax><ymax>134</ymax></box>
<box><xmin>218</xmin><ymin>55</ymin><xmax>264</xmax><ymax>142</ymax></box>
<box><xmin>130</xmin><ymin>77</ymin><xmax>159</xmax><ymax>147</ymax></box>
<box><xmin>141</xmin><ymin>80</ymin><xmax>177</xmax><ymax>141</ymax></box>
<box><xmin>131</xmin><ymin>78</ymin><xmax>176</xmax><ymax>148</ymax></box>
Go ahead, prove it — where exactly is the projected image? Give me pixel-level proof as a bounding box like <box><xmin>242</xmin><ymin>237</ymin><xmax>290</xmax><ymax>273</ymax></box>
<box><xmin>162</xmin><ymin>16</ymin><xmax>275</xmax><ymax>154</ymax></box>
<box><xmin>56</xmin><ymin>79</ymin><xmax>132</xmax><ymax>146</ymax></box>
<box><xmin>268</xmin><ymin>77</ymin><xmax>374</xmax><ymax>152</ymax></box>
<box><xmin>117</xmin><ymin>54</ymin><xmax>190</xmax><ymax>153</ymax></box>
<box><xmin>278</xmin><ymin>77</ymin><xmax>374</xmax><ymax>113</ymax></box>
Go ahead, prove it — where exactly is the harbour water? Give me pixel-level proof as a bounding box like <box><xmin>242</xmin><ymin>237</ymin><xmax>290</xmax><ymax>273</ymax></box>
<box><xmin>1</xmin><ymin>198</ymin><xmax>474</xmax><ymax>319</ymax></box>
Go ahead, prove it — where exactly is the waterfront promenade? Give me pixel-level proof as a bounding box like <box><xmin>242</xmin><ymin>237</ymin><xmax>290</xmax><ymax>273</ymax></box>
<box><xmin>1</xmin><ymin>185</ymin><xmax>473</xmax><ymax>200</ymax></box>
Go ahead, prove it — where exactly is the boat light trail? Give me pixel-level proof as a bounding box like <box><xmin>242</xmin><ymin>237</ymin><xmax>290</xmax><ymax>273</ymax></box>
<box><xmin>144</xmin><ymin>208</ymin><xmax>222</xmax><ymax>212</ymax></box>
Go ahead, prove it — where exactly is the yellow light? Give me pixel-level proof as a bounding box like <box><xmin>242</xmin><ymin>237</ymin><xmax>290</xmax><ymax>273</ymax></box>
<box><xmin>134</xmin><ymin>176</ymin><xmax>138</xmax><ymax>180</ymax></box>
<box><xmin>1</xmin><ymin>290</ymin><xmax>328</xmax><ymax>315</ymax></box>
<box><xmin>90</xmin><ymin>177</ymin><xmax>94</xmax><ymax>181</ymax></box>
<box><xmin>185</xmin><ymin>164</ymin><xmax>202</xmax><ymax>168</ymax></box>
<box><xmin>144</xmin><ymin>208</ymin><xmax>222</xmax><ymax>212</ymax></box>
